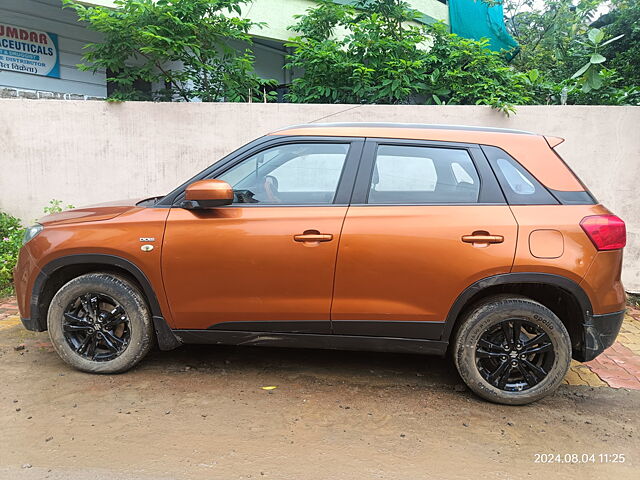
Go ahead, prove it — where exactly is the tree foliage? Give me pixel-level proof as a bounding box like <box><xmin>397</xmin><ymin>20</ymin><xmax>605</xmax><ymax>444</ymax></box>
<box><xmin>570</xmin><ymin>27</ymin><xmax>623</xmax><ymax>93</ymax></box>
<box><xmin>0</xmin><ymin>212</ymin><xmax>24</xmax><ymax>297</ymax></box>
<box><xmin>65</xmin><ymin>0</ymin><xmax>638</xmax><ymax>108</ymax></box>
<box><xmin>502</xmin><ymin>0</ymin><xmax>638</xmax><ymax>105</ymax></box>
<box><xmin>64</xmin><ymin>0</ymin><xmax>276</xmax><ymax>102</ymax></box>
<box><xmin>598</xmin><ymin>0</ymin><xmax>640</xmax><ymax>87</ymax></box>
<box><xmin>504</xmin><ymin>0</ymin><xmax>602</xmax><ymax>80</ymax></box>
<box><xmin>285</xmin><ymin>0</ymin><xmax>529</xmax><ymax>113</ymax></box>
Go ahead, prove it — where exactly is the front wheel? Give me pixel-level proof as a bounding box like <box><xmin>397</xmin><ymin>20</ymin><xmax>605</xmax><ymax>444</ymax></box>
<box><xmin>454</xmin><ymin>296</ymin><xmax>571</xmax><ymax>405</ymax></box>
<box><xmin>47</xmin><ymin>273</ymin><xmax>154</xmax><ymax>374</ymax></box>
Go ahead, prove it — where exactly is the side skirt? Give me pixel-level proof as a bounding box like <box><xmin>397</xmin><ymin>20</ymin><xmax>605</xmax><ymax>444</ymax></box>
<box><xmin>172</xmin><ymin>330</ymin><xmax>449</xmax><ymax>356</ymax></box>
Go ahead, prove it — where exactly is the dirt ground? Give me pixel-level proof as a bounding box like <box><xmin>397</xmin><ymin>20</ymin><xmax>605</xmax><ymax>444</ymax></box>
<box><xmin>1</xmin><ymin>324</ymin><xmax>638</xmax><ymax>480</ymax></box>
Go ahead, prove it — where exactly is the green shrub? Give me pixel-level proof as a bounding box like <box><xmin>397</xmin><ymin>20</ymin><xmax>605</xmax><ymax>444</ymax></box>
<box><xmin>0</xmin><ymin>212</ymin><xmax>24</xmax><ymax>297</ymax></box>
<box><xmin>0</xmin><ymin>200</ymin><xmax>74</xmax><ymax>297</ymax></box>
<box><xmin>285</xmin><ymin>2</ymin><xmax>529</xmax><ymax>114</ymax></box>
<box><xmin>44</xmin><ymin>199</ymin><xmax>75</xmax><ymax>215</ymax></box>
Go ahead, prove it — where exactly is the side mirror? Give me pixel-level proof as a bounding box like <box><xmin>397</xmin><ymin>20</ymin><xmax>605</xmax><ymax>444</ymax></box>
<box><xmin>183</xmin><ymin>179</ymin><xmax>234</xmax><ymax>209</ymax></box>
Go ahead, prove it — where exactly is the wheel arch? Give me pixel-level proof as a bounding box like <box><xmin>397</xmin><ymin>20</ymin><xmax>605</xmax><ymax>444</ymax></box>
<box><xmin>443</xmin><ymin>273</ymin><xmax>593</xmax><ymax>360</ymax></box>
<box><xmin>31</xmin><ymin>254</ymin><xmax>163</xmax><ymax>331</ymax></box>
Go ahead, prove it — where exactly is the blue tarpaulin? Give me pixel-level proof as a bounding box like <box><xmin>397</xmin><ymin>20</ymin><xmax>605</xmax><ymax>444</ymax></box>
<box><xmin>448</xmin><ymin>0</ymin><xmax>519</xmax><ymax>57</ymax></box>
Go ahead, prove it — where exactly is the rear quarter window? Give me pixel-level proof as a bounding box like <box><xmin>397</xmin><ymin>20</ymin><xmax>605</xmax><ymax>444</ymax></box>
<box><xmin>482</xmin><ymin>146</ymin><xmax>558</xmax><ymax>205</ymax></box>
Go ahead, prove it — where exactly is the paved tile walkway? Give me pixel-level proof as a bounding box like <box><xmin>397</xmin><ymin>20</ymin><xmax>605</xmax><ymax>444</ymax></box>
<box><xmin>0</xmin><ymin>296</ymin><xmax>18</xmax><ymax>323</ymax></box>
<box><xmin>580</xmin><ymin>307</ymin><xmax>640</xmax><ymax>389</ymax></box>
<box><xmin>2</xmin><ymin>296</ymin><xmax>640</xmax><ymax>389</ymax></box>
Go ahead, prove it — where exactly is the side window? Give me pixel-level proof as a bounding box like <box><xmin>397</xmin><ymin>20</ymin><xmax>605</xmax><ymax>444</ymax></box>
<box><xmin>496</xmin><ymin>158</ymin><xmax>535</xmax><ymax>194</ymax></box>
<box><xmin>451</xmin><ymin>162</ymin><xmax>475</xmax><ymax>184</ymax></box>
<box><xmin>368</xmin><ymin>145</ymin><xmax>480</xmax><ymax>204</ymax></box>
<box><xmin>482</xmin><ymin>146</ymin><xmax>557</xmax><ymax>205</ymax></box>
<box><xmin>216</xmin><ymin>143</ymin><xmax>349</xmax><ymax>205</ymax></box>
<box><xmin>269</xmin><ymin>153</ymin><xmax>346</xmax><ymax>192</ymax></box>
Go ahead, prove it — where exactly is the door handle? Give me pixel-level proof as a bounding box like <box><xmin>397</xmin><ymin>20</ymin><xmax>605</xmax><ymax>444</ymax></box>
<box><xmin>294</xmin><ymin>230</ymin><xmax>333</xmax><ymax>242</ymax></box>
<box><xmin>461</xmin><ymin>234</ymin><xmax>504</xmax><ymax>244</ymax></box>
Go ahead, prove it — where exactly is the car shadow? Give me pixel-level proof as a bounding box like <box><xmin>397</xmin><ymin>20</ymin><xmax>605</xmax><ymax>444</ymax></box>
<box><xmin>142</xmin><ymin>343</ymin><xmax>463</xmax><ymax>388</ymax></box>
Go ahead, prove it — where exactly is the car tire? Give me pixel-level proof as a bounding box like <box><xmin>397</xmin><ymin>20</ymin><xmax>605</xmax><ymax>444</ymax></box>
<box><xmin>47</xmin><ymin>273</ymin><xmax>154</xmax><ymax>374</ymax></box>
<box><xmin>454</xmin><ymin>296</ymin><xmax>571</xmax><ymax>405</ymax></box>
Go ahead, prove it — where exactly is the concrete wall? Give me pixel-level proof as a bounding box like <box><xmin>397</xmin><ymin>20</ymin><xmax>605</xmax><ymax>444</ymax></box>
<box><xmin>0</xmin><ymin>0</ymin><xmax>106</xmax><ymax>97</ymax></box>
<box><xmin>0</xmin><ymin>101</ymin><xmax>638</xmax><ymax>292</ymax></box>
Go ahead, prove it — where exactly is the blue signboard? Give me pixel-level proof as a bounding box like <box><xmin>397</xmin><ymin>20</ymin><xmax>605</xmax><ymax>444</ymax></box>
<box><xmin>0</xmin><ymin>23</ymin><xmax>60</xmax><ymax>78</ymax></box>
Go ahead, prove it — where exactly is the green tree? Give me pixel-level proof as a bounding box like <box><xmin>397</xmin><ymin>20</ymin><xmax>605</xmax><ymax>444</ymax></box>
<box><xmin>285</xmin><ymin>0</ymin><xmax>529</xmax><ymax>113</ymax></box>
<box><xmin>502</xmin><ymin>0</ymin><xmax>638</xmax><ymax>105</ymax></box>
<box><xmin>64</xmin><ymin>0</ymin><xmax>276</xmax><ymax>102</ymax></box>
<box><xmin>503</xmin><ymin>0</ymin><xmax>602</xmax><ymax>80</ymax></box>
<box><xmin>598</xmin><ymin>0</ymin><xmax>640</xmax><ymax>86</ymax></box>
<box><xmin>570</xmin><ymin>27</ymin><xmax>624</xmax><ymax>93</ymax></box>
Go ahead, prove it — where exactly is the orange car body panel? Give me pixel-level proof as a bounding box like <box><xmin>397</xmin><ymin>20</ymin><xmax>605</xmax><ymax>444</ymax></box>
<box><xmin>271</xmin><ymin>126</ymin><xmax>583</xmax><ymax>191</ymax></box>
<box><xmin>161</xmin><ymin>206</ymin><xmax>348</xmax><ymax>329</ymax></box>
<box><xmin>15</xmin><ymin>205</ymin><xmax>171</xmax><ymax>322</ymax></box>
<box><xmin>332</xmin><ymin>205</ymin><xmax>518</xmax><ymax>323</ymax></box>
<box><xmin>509</xmin><ymin>204</ymin><xmax>625</xmax><ymax>314</ymax></box>
<box><xmin>580</xmin><ymin>250</ymin><xmax>626</xmax><ymax>315</ymax></box>
<box><xmin>36</xmin><ymin>199</ymin><xmax>144</xmax><ymax>226</ymax></box>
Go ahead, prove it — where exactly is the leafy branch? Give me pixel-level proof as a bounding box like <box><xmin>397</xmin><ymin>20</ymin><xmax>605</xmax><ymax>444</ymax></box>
<box><xmin>63</xmin><ymin>0</ymin><xmax>277</xmax><ymax>102</ymax></box>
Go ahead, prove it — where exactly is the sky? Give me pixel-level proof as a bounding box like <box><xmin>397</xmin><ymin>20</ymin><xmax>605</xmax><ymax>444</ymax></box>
<box><xmin>528</xmin><ymin>0</ymin><xmax>613</xmax><ymax>16</ymax></box>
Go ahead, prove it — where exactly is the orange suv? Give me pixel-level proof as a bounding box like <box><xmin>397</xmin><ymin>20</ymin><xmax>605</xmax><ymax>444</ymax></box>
<box><xmin>14</xmin><ymin>123</ymin><xmax>626</xmax><ymax>405</ymax></box>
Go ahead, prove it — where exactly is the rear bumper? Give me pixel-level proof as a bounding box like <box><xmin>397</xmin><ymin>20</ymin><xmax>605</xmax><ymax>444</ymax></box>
<box><xmin>574</xmin><ymin>309</ymin><xmax>625</xmax><ymax>362</ymax></box>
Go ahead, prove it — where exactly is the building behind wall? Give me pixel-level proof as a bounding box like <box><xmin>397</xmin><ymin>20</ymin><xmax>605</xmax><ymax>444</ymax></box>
<box><xmin>0</xmin><ymin>0</ymin><xmax>514</xmax><ymax>101</ymax></box>
<box><xmin>0</xmin><ymin>0</ymin><xmax>107</xmax><ymax>99</ymax></box>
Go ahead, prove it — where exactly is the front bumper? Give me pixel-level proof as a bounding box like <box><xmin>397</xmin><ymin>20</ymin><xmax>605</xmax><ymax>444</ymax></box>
<box><xmin>574</xmin><ymin>310</ymin><xmax>625</xmax><ymax>362</ymax></box>
<box><xmin>13</xmin><ymin>242</ymin><xmax>41</xmax><ymax>325</ymax></box>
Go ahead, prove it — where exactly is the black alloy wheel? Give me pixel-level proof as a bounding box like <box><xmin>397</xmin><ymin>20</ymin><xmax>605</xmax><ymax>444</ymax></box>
<box><xmin>475</xmin><ymin>318</ymin><xmax>555</xmax><ymax>392</ymax></box>
<box><xmin>62</xmin><ymin>292</ymin><xmax>131</xmax><ymax>362</ymax></box>
<box><xmin>454</xmin><ymin>296</ymin><xmax>571</xmax><ymax>405</ymax></box>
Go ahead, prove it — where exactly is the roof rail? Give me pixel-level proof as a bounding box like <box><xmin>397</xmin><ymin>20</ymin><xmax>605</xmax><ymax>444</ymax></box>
<box><xmin>271</xmin><ymin>122</ymin><xmax>534</xmax><ymax>135</ymax></box>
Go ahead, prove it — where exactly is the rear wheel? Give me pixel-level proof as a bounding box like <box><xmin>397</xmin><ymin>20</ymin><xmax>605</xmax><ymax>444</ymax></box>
<box><xmin>454</xmin><ymin>296</ymin><xmax>571</xmax><ymax>405</ymax></box>
<box><xmin>47</xmin><ymin>273</ymin><xmax>154</xmax><ymax>373</ymax></box>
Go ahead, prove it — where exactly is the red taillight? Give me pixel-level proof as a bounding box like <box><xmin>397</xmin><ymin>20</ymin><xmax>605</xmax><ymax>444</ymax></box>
<box><xmin>580</xmin><ymin>215</ymin><xmax>626</xmax><ymax>251</ymax></box>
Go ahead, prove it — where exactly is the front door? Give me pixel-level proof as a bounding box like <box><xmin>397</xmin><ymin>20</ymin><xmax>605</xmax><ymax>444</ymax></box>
<box><xmin>162</xmin><ymin>140</ymin><xmax>362</xmax><ymax>333</ymax></box>
<box><xmin>331</xmin><ymin>140</ymin><xmax>518</xmax><ymax>339</ymax></box>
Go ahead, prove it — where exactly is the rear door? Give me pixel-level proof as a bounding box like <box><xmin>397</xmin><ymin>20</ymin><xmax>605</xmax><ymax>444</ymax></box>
<box><xmin>331</xmin><ymin>139</ymin><xmax>518</xmax><ymax>339</ymax></box>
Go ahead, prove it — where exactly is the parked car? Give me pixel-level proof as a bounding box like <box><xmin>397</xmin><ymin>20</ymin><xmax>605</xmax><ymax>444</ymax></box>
<box><xmin>15</xmin><ymin>123</ymin><xmax>626</xmax><ymax>405</ymax></box>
